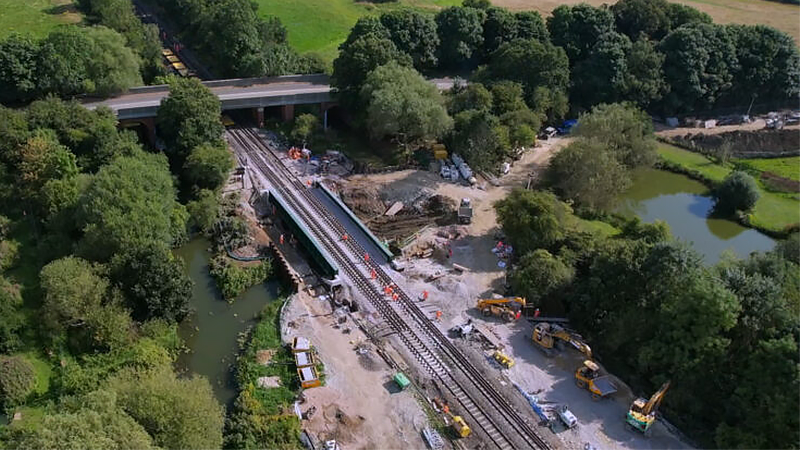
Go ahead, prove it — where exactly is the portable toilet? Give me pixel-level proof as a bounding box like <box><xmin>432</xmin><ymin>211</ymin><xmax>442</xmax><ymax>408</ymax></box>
<box><xmin>393</xmin><ymin>372</ymin><xmax>411</xmax><ymax>391</ymax></box>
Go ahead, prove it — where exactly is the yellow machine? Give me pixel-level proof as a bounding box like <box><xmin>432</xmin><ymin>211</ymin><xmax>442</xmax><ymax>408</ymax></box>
<box><xmin>476</xmin><ymin>297</ymin><xmax>526</xmax><ymax>322</ymax></box>
<box><xmin>626</xmin><ymin>381</ymin><xmax>671</xmax><ymax>434</ymax></box>
<box><xmin>493</xmin><ymin>350</ymin><xmax>514</xmax><ymax>369</ymax></box>
<box><xmin>451</xmin><ymin>416</ymin><xmax>471</xmax><ymax>438</ymax></box>
<box><xmin>532</xmin><ymin>322</ymin><xmax>593</xmax><ymax>358</ymax></box>
<box><xmin>575</xmin><ymin>360</ymin><xmax>617</xmax><ymax>400</ymax></box>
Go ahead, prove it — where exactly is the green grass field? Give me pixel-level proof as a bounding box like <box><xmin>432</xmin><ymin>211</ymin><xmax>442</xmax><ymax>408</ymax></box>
<box><xmin>657</xmin><ymin>143</ymin><xmax>799</xmax><ymax>234</ymax></box>
<box><xmin>254</xmin><ymin>0</ymin><xmax>460</xmax><ymax>64</ymax></box>
<box><xmin>0</xmin><ymin>0</ymin><xmax>81</xmax><ymax>39</ymax></box>
<box><xmin>735</xmin><ymin>156</ymin><xmax>800</xmax><ymax>182</ymax></box>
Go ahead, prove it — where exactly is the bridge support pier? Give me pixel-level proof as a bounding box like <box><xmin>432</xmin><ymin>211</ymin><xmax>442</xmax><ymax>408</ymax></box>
<box><xmin>320</xmin><ymin>102</ymin><xmax>335</xmax><ymax>131</ymax></box>
<box><xmin>280</xmin><ymin>104</ymin><xmax>294</xmax><ymax>123</ymax></box>
<box><xmin>119</xmin><ymin>117</ymin><xmax>156</xmax><ymax>147</ymax></box>
<box><xmin>252</xmin><ymin>107</ymin><xmax>264</xmax><ymax>127</ymax></box>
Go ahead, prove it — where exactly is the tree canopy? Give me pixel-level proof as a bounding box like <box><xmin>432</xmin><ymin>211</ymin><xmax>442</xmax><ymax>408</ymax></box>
<box><xmin>435</xmin><ymin>6</ymin><xmax>486</xmax><ymax>69</ymax></box>
<box><xmin>714</xmin><ymin>171</ymin><xmax>760</xmax><ymax>214</ymax></box>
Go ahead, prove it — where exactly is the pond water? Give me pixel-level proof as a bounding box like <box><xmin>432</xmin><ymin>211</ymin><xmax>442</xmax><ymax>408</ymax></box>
<box><xmin>615</xmin><ymin>169</ymin><xmax>775</xmax><ymax>264</ymax></box>
<box><xmin>174</xmin><ymin>238</ymin><xmax>279</xmax><ymax>407</ymax></box>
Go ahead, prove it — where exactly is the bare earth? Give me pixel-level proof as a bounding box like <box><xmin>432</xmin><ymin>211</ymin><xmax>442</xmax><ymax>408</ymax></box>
<box><xmin>339</xmin><ymin>139</ymin><xmax>693</xmax><ymax>450</ymax></box>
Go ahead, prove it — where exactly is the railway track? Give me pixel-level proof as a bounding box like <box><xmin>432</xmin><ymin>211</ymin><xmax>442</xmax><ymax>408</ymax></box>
<box><xmin>227</xmin><ymin>127</ymin><xmax>551</xmax><ymax>450</ymax></box>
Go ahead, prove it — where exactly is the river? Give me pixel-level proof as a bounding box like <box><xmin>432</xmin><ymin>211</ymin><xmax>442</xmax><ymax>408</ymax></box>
<box><xmin>174</xmin><ymin>238</ymin><xmax>279</xmax><ymax>407</ymax></box>
<box><xmin>616</xmin><ymin>169</ymin><xmax>775</xmax><ymax>264</ymax></box>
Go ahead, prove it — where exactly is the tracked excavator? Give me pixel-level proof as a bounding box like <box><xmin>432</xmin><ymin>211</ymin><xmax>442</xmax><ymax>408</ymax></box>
<box><xmin>626</xmin><ymin>381</ymin><xmax>671</xmax><ymax>435</ymax></box>
<box><xmin>532</xmin><ymin>322</ymin><xmax>593</xmax><ymax>358</ymax></box>
<box><xmin>476</xmin><ymin>297</ymin><xmax>526</xmax><ymax>322</ymax></box>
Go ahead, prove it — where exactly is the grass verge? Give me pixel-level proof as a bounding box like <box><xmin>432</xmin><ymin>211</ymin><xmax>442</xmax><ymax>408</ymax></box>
<box><xmin>0</xmin><ymin>0</ymin><xmax>81</xmax><ymax>39</ymax></box>
<box><xmin>225</xmin><ymin>298</ymin><xmax>306</xmax><ymax>449</ymax></box>
<box><xmin>656</xmin><ymin>143</ymin><xmax>799</xmax><ymax>236</ymax></box>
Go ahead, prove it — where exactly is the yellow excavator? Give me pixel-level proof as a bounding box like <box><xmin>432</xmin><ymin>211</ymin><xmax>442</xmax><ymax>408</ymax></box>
<box><xmin>626</xmin><ymin>381</ymin><xmax>671</xmax><ymax>435</ymax></box>
<box><xmin>532</xmin><ymin>322</ymin><xmax>593</xmax><ymax>358</ymax></box>
<box><xmin>476</xmin><ymin>297</ymin><xmax>526</xmax><ymax>322</ymax></box>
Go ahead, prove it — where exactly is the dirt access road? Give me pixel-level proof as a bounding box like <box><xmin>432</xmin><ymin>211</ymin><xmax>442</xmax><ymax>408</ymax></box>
<box><xmin>339</xmin><ymin>139</ymin><xmax>693</xmax><ymax>450</ymax></box>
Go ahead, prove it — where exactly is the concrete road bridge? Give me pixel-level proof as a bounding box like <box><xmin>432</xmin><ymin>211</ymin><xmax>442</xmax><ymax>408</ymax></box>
<box><xmin>82</xmin><ymin>74</ymin><xmax>457</xmax><ymax>143</ymax></box>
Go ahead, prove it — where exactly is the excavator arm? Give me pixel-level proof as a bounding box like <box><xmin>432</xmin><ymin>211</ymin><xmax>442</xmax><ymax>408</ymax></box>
<box><xmin>550</xmin><ymin>327</ymin><xmax>593</xmax><ymax>359</ymax></box>
<box><xmin>642</xmin><ymin>381</ymin><xmax>670</xmax><ymax>416</ymax></box>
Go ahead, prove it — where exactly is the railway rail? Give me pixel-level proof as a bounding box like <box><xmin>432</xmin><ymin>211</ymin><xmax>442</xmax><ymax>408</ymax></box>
<box><xmin>227</xmin><ymin>127</ymin><xmax>552</xmax><ymax>450</ymax></box>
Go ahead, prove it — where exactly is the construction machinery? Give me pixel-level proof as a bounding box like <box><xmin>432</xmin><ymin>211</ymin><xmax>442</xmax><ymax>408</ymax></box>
<box><xmin>626</xmin><ymin>381</ymin><xmax>671</xmax><ymax>435</ymax></box>
<box><xmin>532</xmin><ymin>322</ymin><xmax>592</xmax><ymax>358</ymax></box>
<box><xmin>451</xmin><ymin>416</ymin><xmax>472</xmax><ymax>438</ymax></box>
<box><xmin>492</xmin><ymin>350</ymin><xmax>514</xmax><ymax>369</ymax></box>
<box><xmin>476</xmin><ymin>297</ymin><xmax>526</xmax><ymax>322</ymax></box>
<box><xmin>458</xmin><ymin>198</ymin><xmax>473</xmax><ymax>224</ymax></box>
<box><xmin>575</xmin><ymin>360</ymin><xmax>617</xmax><ymax>400</ymax></box>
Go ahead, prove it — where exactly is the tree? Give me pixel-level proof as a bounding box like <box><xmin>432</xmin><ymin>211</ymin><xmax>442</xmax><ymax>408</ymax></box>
<box><xmin>546</xmin><ymin>139</ymin><xmax>631</xmax><ymax>210</ymax></box>
<box><xmin>482</xmin><ymin>7</ymin><xmax>518</xmax><ymax>57</ymax></box>
<box><xmin>111</xmin><ymin>241</ymin><xmax>193</xmax><ymax>322</ymax></box>
<box><xmin>0</xmin><ymin>34</ymin><xmax>40</xmax><ymax>104</ymax></box>
<box><xmin>183</xmin><ymin>143</ymin><xmax>233</xmax><ymax>192</ymax></box>
<box><xmin>37</xmin><ymin>26</ymin><xmax>141</xmax><ymax>97</ymax></box>
<box><xmin>380</xmin><ymin>10</ymin><xmax>440</xmax><ymax>69</ymax></box>
<box><xmin>435</xmin><ymin>6</ymin><xmax>486</xmax><ymax>69</ymax></box>
<box><xmin>494</xmin><ymin>189</ymin><xmax>572</xmax><ymax>254</ymax></box>
<box><xmin>482</xmin><ymin>39</ymin><xmax>570</xmax><ymax>121</ymax></box>
<box><xmin>78</xmin><ymin>152</ymin><xmax>188</xmax><ymax>261</ymax></box>
<box><xmin>658</xmin><ymin>23</ymin><xmax>738</xmax><ymax>112</ymax></box>
<box><xmin>665</xmin><ymin>3</ymin><xmax>712</xmax><ymax>29</ymax></box>
<box><xmin>621</xmin><ymin>38</ymin><xmax>668</xmax><ymax>109</ymax></box>
<box><xmin>198</xmin><ymin>0</ymin><xmax>266</xmax><ymax>77</ymax></box>
<box><xmin>511</xmin><ymin>249</ymin><xmax>574</xmax><ymax>310</ymax></box>
<box><xmin>109</xmin><ymin>367</ymin><xmax>224</xmax><ymax>450</ymax></box>
<box><xmin>571</xmin><ymin>31</ymin><xmax>632</xmax><ymax>108</ymax></box>
<box><xmin>547</xmin><ymin>4</ymin><xmax>615</xmax><ymax>64</ymax></box>
<box><xmin>40</xmin><ymin>257</ymin><xmax>133</xmax><ymax>351</ymax></box>
<box><xmin>156</xmin><ymin>77</ymin><xmax>224</xmax><ymax>169</ymax></box>
<box><xmin>187</xmin><ymin>189</ymin><xmax>220</xmax><ymax>233</ymax></box>
<box><xmin>0</xmin><ymin>276</ymin><xmax>24</xmax><ymax>353</ymax></box>
<box><xmin>448</xmin><ymin>83</ymin><xmax>493</xmax><ymax>115</ymax></box>
<box><xmin>572</xmin><ymin>103</ymin><xmax>657</xmax><ymax>168</ymax></box>
<box><xmin>446</xmin><ymin>109</ymin><xmax>502</xmax><ymax>170</ymax></box>
<box><xmin>4</xmin><ymin>389</ymin><xmax>157</xmax><ymax>450</ymax></box>
<box><xmin>332</xmin><ymin>31</ymin><xmax>412</xmax><ymax>110</ymax></box>
<box><xmin>361</xmin><ymin>62</ymin><xmax>452</xmax><ymax>157</ymax></box>
<box><xmin>489</xmin><ymin>81</ymin><xmax>527</xmax><ymax>116</ymax></box>
<box><xmin>726</xmin><ymin>25</ymin><xmax>800</xmax><ymax>103</ymax></box>
<box><xmin>0</xmin><ymin>356</ymin><xmax>35</xmax><ymax>408</ymax></box>
<box><xmin>775</xmin><ymin>233</ymin><xmax>800</xmax><ymax>265</ymax></box>
<box><xmin>291</xmin><ymin>113</ymin><xmax>319</xmax><ymax>146</ymax></box>
<box><xmin>713</xmin><ymin>171</ymin><xmax>759</xmax><ymax>214</ymax></box>
<box><xmin>611</xmin><ymin>0</ymin><xmax>671</xmax><ymax>40</ymax></box>
<box><xmin>515</xmin><ymin>11</ymin><xmax>549</xmax><ymax>42</ymax></box>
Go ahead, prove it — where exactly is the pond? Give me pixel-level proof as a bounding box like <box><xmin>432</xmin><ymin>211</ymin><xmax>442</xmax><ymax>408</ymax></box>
<box><xmin>616</xmin><ymin>169</ymin><xmax>775</xmax><ymax>264</ymax></box>
<box><xmin>174</xmin><ymin>238</ymin><xmax>279</xmax><ymax>407</ymax></box>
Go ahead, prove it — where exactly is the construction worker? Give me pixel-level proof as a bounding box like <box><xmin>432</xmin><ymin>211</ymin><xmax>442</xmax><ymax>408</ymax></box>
<box><xmin>392</xmin><ymin>293</ymin><xmax>399</xmax><ymax>301</ymax></box>
<box><xmin>364</xmin><ymin>253</ymin><xmax>370</xmax><ymax>263</ymax></box>
<box><xmin>534</xmin><ymin>308</ymin><xmax>540</xmax><ymax>318</ymax></box>
<box><xmin>279</xmin><ymin>234</ymin><xmax>285</xmax><ymax>245</ymax></box>
<box><xmin>370</xmin><ymin>269</ymin><xmax>376</xmax><ymax>280</ymax></box>
<box><xmin>435</xmin><ymin>311</ymin><xmax>443</xmax><ymax>322</ymax></box>
<box><xmin>419</xmin><ymin>290</ymin><xmax>429</xmax><ymax>301</ymax></box>
<box><xmin>342</xmin><ymin>233</ymin><xmax>348</xmax><ymax>241</ymax></box>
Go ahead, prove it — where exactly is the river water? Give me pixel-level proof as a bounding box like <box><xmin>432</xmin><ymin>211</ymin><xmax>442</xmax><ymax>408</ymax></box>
<box><xmin>174</xmin><ymin>238</ymin><xmax>279</xmax><ymax>407</ymax></box>
<box><xmin>616</xmin><ymin>169</ymin><xmax>775</xmax><ymax>264</ymax></box>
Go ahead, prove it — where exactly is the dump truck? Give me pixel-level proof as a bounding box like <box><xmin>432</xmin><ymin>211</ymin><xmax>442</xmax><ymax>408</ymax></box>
<box><xmin>458</xmin><ymin>198</ymin><xmax>473</xmax><ymax>224</ymax></box>
<box><xmin>476</xmin><ymin>297</ymin><xmax>526</xmax><ymax>322</ymax></box>
<box><xmin>532</xmin><ymin>322</ymin><xmax>593</xmax><ymax>358</ymax></box>
<box><xmin>575</xmin><ymin>360</ymin><xmax>617</xmax><ymax>400</ymax></box>
<box><xmin>627</xmin><ymin>381</ymin><xmax>671</xmax><ymax>435</ymax></box>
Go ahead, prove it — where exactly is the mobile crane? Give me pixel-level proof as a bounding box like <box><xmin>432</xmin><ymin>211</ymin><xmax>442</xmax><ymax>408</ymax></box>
<box><xmin>476</xmin><ymin>297</ymin><xmax>526</xmax><ymax>322</ymax></box>
<box><xmin>532</xmin><ymin>322</ymin><xmax>593</xmax><ymax>358</ymax></box>
<box><xmin>626</xmin><ymin>381</ymin><xmax>671</xmax><ymax>435</ymax></box>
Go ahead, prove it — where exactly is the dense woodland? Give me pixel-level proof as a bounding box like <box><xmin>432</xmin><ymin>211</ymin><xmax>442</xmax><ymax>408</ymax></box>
<box><xmin>331</xmin><ymin>0</ymin><xmax>799</xmax><ymax>170</ymax></box>
<box><xmin>0</xmin><ymin>77</ymin><xmax>247</xmax><ymax>448</ymax></box>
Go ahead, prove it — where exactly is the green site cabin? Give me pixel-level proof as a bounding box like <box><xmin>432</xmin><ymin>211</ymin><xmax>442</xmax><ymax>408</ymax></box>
<box><xmin>394</xmin><ymin>372</ymin><xmax>411</xmax><ymax>390</ymax></box>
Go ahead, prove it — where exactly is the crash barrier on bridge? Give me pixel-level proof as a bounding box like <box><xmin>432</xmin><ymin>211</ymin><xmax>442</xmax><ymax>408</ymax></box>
<box><xmin>266</xmin><ymin>189</ymin><xmax>339</xmax><ymax>280</ymax></box>
<box><xmin>84</xmin><ymin>74</ymin><xmax>333</xmax><ymax>99</ymax></box>
<box><xmin>314</xmin><ymin>180</ymin><xmax>394</xmax><ymax>262</ymax></box>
